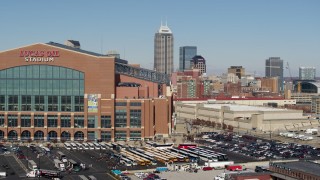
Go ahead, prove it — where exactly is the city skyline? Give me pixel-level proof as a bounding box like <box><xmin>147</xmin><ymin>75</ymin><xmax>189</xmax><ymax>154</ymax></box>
<box><xmin>1</xmin><ymin>0</ymin><xmax>320</xmax><ymax>77</ymax></box>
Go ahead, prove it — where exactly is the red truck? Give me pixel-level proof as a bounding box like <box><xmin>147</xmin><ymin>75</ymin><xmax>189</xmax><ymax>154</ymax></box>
<box><xmin>225</xmin><ymin>165</ymin><xmax>243</xmax><ymax>171</ymax></box>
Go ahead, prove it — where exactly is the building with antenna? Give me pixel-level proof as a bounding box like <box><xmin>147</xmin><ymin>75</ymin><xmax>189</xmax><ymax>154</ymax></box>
<box><xmin>154</xmin><ymin>22</ymin><xmax>174</xmax><ymax>75</ymax></box>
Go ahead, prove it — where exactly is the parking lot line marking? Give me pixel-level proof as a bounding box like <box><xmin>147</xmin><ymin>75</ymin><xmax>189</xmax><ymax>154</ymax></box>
<box><xmin>10</xmin><ymin>154</ymin><xmax>28</xmax><ymax>173</ymax></box>
<box><xmin>62</xmin><ymin>149</ymin><xmax>98</xmax><ymax>171</ymax></box>
<box><xmin>106</xmin><ymin>173</ymin><xmax>118</xmax><ymax>180</ymax></box>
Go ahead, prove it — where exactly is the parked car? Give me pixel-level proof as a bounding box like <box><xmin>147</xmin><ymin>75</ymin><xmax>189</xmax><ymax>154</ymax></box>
<box><xmin>202</xmin><ymin>167</ymin><xmax>213</xmax><ymax>171</ymax></box>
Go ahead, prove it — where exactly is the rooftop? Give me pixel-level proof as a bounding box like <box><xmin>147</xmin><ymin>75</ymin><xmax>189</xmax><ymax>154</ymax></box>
<box><xmin>186</xmin><ymin>103</ymin><xmax>289</xmax><ymax>112</ymax></box>
<box><xmin>271</xmin><ymin>161</ymin><xmax>320</xmax><ymax>177</ymax></box>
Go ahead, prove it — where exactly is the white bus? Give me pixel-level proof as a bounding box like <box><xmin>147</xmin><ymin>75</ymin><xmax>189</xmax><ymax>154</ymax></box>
<box><xmin>82</xmin><ymin>143</ymin><xmax>89</xmax><ymax>150</ymax></box>
<box><xmin>120</xmin><ymin>157</ymin><xmax>132</xmax><ymax>167</ymax></box>
<box><xmin>76</xmin><ymin>143</ymin><xmax>83</xmax><ymax>150</ymax></box>
<box><xmin>87</xmin><ymin>143</ymin><xmax>95</xmax><ymax>150</ymax></box>
<box><xmin>99</xmin><ymin>142</ymin><xmax>106</xmax><ymax>150</ymax></box>
<box><xmin>70</xmin><ymin>143</ymin><xmax>78</xmax><ymax>150</ymax></box>
<box><xmin>64</xmin><ymin>143</ymin><xmax>71</xmax><ymax>150</ymax></box>
<box><xmin>27</xmin><ymin>160</ymin><xmax>38</xmax><ymax>170</ymax></box>
<box><xmin>93</xmin><ymin>142</ymin><xmax>101</xmax><ymax>150</ymax></box>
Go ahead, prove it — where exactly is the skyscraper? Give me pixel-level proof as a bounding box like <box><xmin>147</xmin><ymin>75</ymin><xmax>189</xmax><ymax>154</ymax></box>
<box><xmin>228</xmin><ymin>66</ymin><xmax>245</xmax><ymax>79</ymax></box>
<box><xmin>299</xmin><ymin>67</ymin><xmax>316</xmax><ymax>80</ymax></box>
<box><xmin>154</xmin><ymin>22</ymin><xmax>174</xmax><ymax>75</ymax></box>
<box><xmin>179</xmin><ymin>46</ymin><xmax>197</xmax><ymax>71</ymax></box>
<box><xmin>265</xmin><ymin>57</ymin><xmax>283</xmax><ymax>92</ymax></box>
<box><xmin>190</xmin><ymin>55</ymin><xmax>206</xmax><ymax>75</ymax></box>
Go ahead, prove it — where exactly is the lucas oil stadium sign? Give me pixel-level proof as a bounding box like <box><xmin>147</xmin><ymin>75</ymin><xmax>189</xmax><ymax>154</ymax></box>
<box><xmin>20</xmin><ymin>50</ymin><xmax>60</xmax><ymax>62</ymax></box>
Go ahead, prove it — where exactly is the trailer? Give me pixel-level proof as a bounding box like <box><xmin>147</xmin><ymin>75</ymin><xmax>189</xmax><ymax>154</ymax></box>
<box><xmin>54</xmin><ymin>159</ymin><xmax>65</xmax><ymax>171</ymax></box>
<box><xmin>204</xmin><ymin>161</ymin><xmax>234</xmax><ymax>169</ymax></box>
<box><xmin>225</xmin><ymin>165</ymin><xmax>243</xmax><ymax>171</ymax></box>
<box><xmin>26</xmin><ymin>169</ymin><xmax>61</xmax><ymax>178</ymax></box>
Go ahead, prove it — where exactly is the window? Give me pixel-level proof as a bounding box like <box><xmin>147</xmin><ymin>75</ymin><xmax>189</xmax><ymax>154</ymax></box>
<box><xmin>8</xmin><ymin>95</ymin><xmax>18</xmax><ymax>111</ymax></box>
<box><xmin>88</xmin><ymin>115</ymin><xmax>97</xmax><ymax>128</ymax></box>
<box><xmin>130</xmin><ymin>109</ymin><xmax>141</xmax><ymax>128</ymax></box>
<box><xmin>0</xmin><ymin>65</ymin><xmax>84</xmax><ymax>112</ymax></box>
<box><xmin>61</xmin><ymin>115</ymin><xmax>71</xmax><ymax>127</ymax></box>
<box><xmin>0</xmin><ymin>95</ymin><xmax>5</xmax><ymax>111</ymax></box>
<box><xmin>34</xmin><ymin>95</ymin><xmax>45</xmax><ymax>111</ymax></box>
<box><xmin>115</xmin><ymin>102</ymin><xmax>127</xmax><ymax>106</ymax></box>
<box><xmin>0</xmin><ymin>114</ymin><xmax>4</xmax><ymax>127</ymax></box>
<box><xmin>101</xmin><ymin>131</ymin><xmax>111</xmax><ymax>141</ymax></box>
<box><xmin>74</xmin><ymin>115</ymin><xmax>84</xmax><ymax>128</ymax></box>
<box><xmin>74</xmin><ymin>96</ymin><xmax>84</xmax><ymax>112</ymax></box>
<box><xmin>21</xmin><ymin>115</ymin><xmax>31</xmax><ymax>127</ymax></box>
<box><xmin>48</xmin><ymin>96</ymin><xmax>58</xmax><ymax>111</ymax></box>
<box><xmin>87</xmin><ymin>131</ymin><xmax>96</xmax><ymax>140</ymax></box>
<box><xmin>34</xmin><ymin>115</ymin><xmax>44</xmax><ymax>127</ymax></box>
<box><xmin>8</xmin><ymin>114</ymin><xmax>18</xmax><ymax>127</ymax></box>
<box><xmin>115</xmin><ymin>131</ymin><xmax>126</xmax><ymax>141</ymax></box>
<box><xmin>130</xmin><ymin>102</ymin><xmax>141</xmax><ymax>106</ymax></box>
<box><xmin>47</xmin><ymin>115</ymin><xmax>58</xmax><ymax>127</ymax></box>
<box><xmin>61</xmin><ymin>96</ymin><xmax>71</xmax><ymax>111</ymax></box>
<box><xmin>101</xmin><ymin>115</ymin><xmax>111</xmax><ymax>128</ymax></box>
<box><xmin>115</xmin><ymin>109</ymin><xmax>127</xmax><ymax>127</ymax></box>
<box><xmin>130</xmin><ymin>131</ymin><xmax>141</xmax><ymax>140</ymax></box>
<box><xmin>21</xmin><ymin>95</ymin><xmax>31</xmax><ymax>111</ymax></box>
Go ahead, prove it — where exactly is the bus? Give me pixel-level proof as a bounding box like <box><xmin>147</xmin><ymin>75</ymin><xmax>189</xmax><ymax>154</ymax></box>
<box><xmin>146</xmin><ymin>142</ymin><xmax>174</xmax><ymax>149</ymax></box>
<box><xmin>56</xmin><ymin>151</ymin><xmax>68</xmax><ymax>163</ymax></box>
<box><xmin>28</xmin><ymin>160</ymin><xmax>38</xmax><ymax>170</ymax></box>
<box><xmin>42</xmin><ymin>147</ymin><xmax>51</xmax><ymax>155</ymax></box>
<box><xmin>87</xmin><ymin>143</ymin><xmax>95</xmax><ymax>150</ymax></box>
<box><xmin>99</xmin><ymin>142</ymin><xmax>106</xmax><ymax>150</ymax></box>
<box><xmin>64</xmin><ymin>143</ymin><xmax>71</xmax><ymax>150</ymax></box>
<box><xmin>120</xmin><ymin>157</ymin><xmax>133</xmax><ymax>167</ymax></box>
<box><xmin>93</xmin><ymin>142</ymin><xmax>101</xmax><ymax>150</ymax></box>
<box><xmin>76</xmin><ymin>143</ymin><xmax>83</xmax><ymax>150</ymax></box>
<box><xmin>82</xmin><ymin>143</ymin><xmax>89</xmax><ymax>150</ymax></box>
<box><xmin>70</xmin><ymin>143</ymin><xmax>78</xmax><ymax>150</ymax></box>
<box><xmin>178</xmin><ymin>144</ymin><xmax>197</xmax><ymax>149</ymax></box>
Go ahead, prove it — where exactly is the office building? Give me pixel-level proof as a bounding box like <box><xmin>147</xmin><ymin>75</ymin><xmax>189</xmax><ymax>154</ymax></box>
<box><xmin>0</xmin><ymin>41</ymin><xmax>172</xmax><ymax>142</ymax></box>
<box><xmin>154</xmin><ymin>23</ymin><xmax>174</xmax><ymax>75</ymax></box>
<box><xmin>190</xmin><ymin>55</ymin><xmax>206</xmax><ymax>75</ymax></box>
<box><xmin>228</xmin><ymin>66</ymin><xmax>245</xmax><ymax>79</ymax></box>
<box><xmin>265</xmin><ymin>57</ymin><xmax>283</xmax><ymax>92</ymax></box>
<box><xmin>179</xmin><ymin>46</ymin><xmax>197</xmax><ymax>71</ymax></box>
<box><xmin>299</xmin><ymin>67</ymin><xmax>316</xmax><ymax>80</ymax></box>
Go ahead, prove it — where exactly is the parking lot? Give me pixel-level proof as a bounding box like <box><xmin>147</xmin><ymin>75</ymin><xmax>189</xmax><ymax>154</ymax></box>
<box><xmin>197</xmin><ymin>131</ymin><xmax>320</xmax><ymax>163</ymax></box>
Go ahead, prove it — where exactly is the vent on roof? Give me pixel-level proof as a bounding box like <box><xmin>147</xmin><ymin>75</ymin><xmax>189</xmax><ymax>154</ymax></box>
<box><xmin>64</xmin><ymin>40</ymin><xmax>80</xmax><ymax>49</ymax></box>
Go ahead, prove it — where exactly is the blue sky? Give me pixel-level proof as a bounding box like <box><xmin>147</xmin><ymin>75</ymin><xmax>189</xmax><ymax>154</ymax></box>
<box><xmin>1</xmin><ymin>0</ymin><xmax>320</xmax><ymax>77</ymax></box>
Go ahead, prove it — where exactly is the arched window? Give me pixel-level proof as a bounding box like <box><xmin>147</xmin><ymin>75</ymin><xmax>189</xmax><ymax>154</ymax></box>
<box><xmin>48</xmin><ymin>131</ymin><xmax>58</xmax><ymax>140</ymax></box>
<box><xmin>74</xmin><ymin>131</ymin><xmax>84</xmax><ymax>141</ymax></box>
<box><xmin>61</xmin><ymin>131</ymin><xmax>71</xmax><ymax>140</ymax></box>
<box><xmin>21</xmin><ymin>130</ymin><xmax>31</xmax><ymax>140</ymax></box>
<box><xmin>0</xmin><ymin>65</ymin><xmax>84</xmax><ymax>112</ymax></box>
<box><xmin>8</xmin><ymin>130</ymin><xmax>18</xmax><ymax>140</ymax></box>
<box><xmin>34</xmin><ymin>131</ymin><xmax>44</xmax><ymax>140</ymax></box>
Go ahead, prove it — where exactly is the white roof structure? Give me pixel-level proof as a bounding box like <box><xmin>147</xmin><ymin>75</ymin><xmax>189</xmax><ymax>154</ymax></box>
<box><xmin>158</xmin><ymin>22</ymin><xmax>172</xmax><ymax>34</ymax></box>
<box><xmin>187</xmin><ymin>103</ymin><xmax>288</xmax><ymax>112</ymax></box>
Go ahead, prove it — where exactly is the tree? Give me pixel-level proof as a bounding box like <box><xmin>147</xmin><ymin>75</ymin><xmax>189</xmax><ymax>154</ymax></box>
<box><xmin>223</xmin><ymin>123</ymin><xmax>227</xmax><ymax>130</ymax></box>
<box><xmin>163</xmin><ymin>138</ymin><xmax>167</xmax><ymax>144</ymax></box>
<box><xmin>211</xmin><ymin>121</ymin><xmax>216</xmax><ymax>128</ymax></box>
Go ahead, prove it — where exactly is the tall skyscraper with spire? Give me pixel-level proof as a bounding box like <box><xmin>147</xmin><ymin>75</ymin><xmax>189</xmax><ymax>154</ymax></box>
<box><xmin>154</xmin><ymin>22</ymin><xmax>174</xmax><ymax>75</ymax></box>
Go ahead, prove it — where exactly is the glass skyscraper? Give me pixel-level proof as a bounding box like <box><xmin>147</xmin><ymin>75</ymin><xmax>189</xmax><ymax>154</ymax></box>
<box><xmin>265</xmin><ymin>57</ymin><xmax>284</xmax><ymax>92</ymax></box>
<box><xmin>299</xmin><ymin>67</ymin><xmax>316</xmax><ymax>80</ymax></box>
<box><xmin>179</xmin><ymin>46</ymin><xmax>197</xmax><ymax>71</ymax></box>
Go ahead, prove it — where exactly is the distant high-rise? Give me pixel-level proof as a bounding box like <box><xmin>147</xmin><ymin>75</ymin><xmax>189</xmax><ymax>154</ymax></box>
<box><xmin>154</xmin><ymin>22</ymin><xmax>174</xmax><ymax>75</ymax></box>
<box><xmin>179</xmin><ymin>46</ymin><xmax>197</xmax><ymax>71</ymax></box>
<box><xmin>228</xmin><ymin>66</ymin><xmax>245</xmax><ymax>79</ymax></box>
<box><xmin>190</xmin><ymin>55</ymin><xmax>206</xmax><ymax>75</ymax></box>
<box><xmin>265</xmin><ymin>57</ymin><xmax>283</xmax><ymax>92</ymax></box>
<box><xmin>299</xmin><ymin>67</ymin><xmax>316</xmax><ymax>80</ymax></box>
